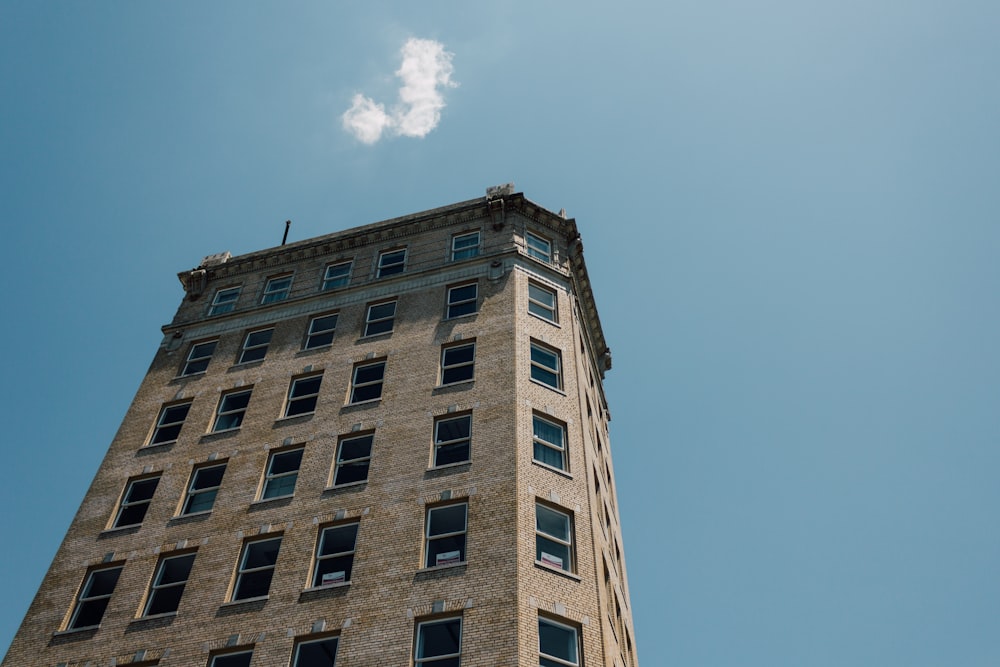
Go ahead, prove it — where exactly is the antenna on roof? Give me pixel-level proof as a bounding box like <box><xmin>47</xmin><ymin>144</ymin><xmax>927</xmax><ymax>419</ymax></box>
<box><xmin>281</xmin><ymin>220</ymin><xmax>291</xmax><ymax>246</ymax></box>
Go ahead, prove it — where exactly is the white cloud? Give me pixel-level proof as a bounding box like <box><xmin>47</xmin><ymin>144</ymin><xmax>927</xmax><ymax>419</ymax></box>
<box><xmin>342</xmin><ymin>38</ymin><xmax>457</xmax><ymax>144</ymax></box>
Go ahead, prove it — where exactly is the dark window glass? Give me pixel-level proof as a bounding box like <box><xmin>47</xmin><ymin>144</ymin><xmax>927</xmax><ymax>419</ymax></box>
<box><xmin>425</xmin><ymin>504</ymin><xmax>467</xmax><ymax>568</ymax></box>
<box><xmin>313</xmin><ymin>523</ymin><xmax>359</xmax><ymax>587</ymax></box>
<box><xmin>294</xmin><ymin>637</ymin><xmax>340</xmax><ymax>666</ymax></box>
<box><xmin>286</xmin><ymin>375</ymin><xmax>322</xmax><ymax>416</ymax></box>
<box><xmin>333</xmin><ymin>434</ymin><xmax>373</xmax><ymax>486</ymax></box>
<box><xmin>350</xmin><ymin>362</ymin><xmax>385</xmax><ymax>403</ymax></box>
<box><xmin>441</xmin><ymin>344</ymin><xmax>475</xmax><ymax>385</ymax></box>
<box><xmin>144</xmin><ymin>553</ymin><xmax>195</xmax><ymax>616</ymax></box>
<box><xmin>434</xmin><ymin>415</ymin><xmax>471</xmax><ymax>466</ymax></box>
<box><xmin>113</xmin><ymin>477</ymin><xmax>160</xmax><ymax>528</ymax></box>
<box><xmin>69</xmin><ymin>566</ymin><xmax>122</xmax><ymax>629</ymax></box>
<box><xmin>151</xmin><ymin>402</ymin><xmax>191</xmax><ymax>445</ymax></box>
<box><xmin>233</xmin><ymin>537</ymin><xmax>281</xmax><ymax>600</ymax></box>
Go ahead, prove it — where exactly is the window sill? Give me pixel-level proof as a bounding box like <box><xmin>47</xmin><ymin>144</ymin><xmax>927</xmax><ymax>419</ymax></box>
<box><xmin>532</xmin><ymin>460</ymin><xmax>573</xmax><ymax>479</ymax></box>
<box><xmin>100</xmin><ymin>524</ymin><xmax>142</xmax><ymax>536</ymax></box>
<box><xmin>300</xmin><ymin>344</ymin><xmax>333</xmax><ymax>354</ymax></box>
<box><xmin>230</xmin><ymin>360</ymin><xmax>264</xmax><ymax>370</ymax></box>
<box><xmin>174</xmin><ymin>371</ymin><xmax>207</xmax><ymax>380</ymax></box>
<box><xmin>324</xmin><ymin>480</ymin><xmax>368</xmax><ymax>492</ymax></box>
<box><xmin>444</xmin><ymin>312</ymin><xmax>478</xmax><ymax>322</ymax></box>
<box><xmin>302</xmin><ymin>581</ymin><xmax>351</xmax><ymax>593</ymax></box>
<box><xmin>132</xmin><ymin>611</ymin><xmax>177</xmax><ymax>623</ymax></box>
<box><xmin>53</xmin><ymin>625</ymin><xmax>100</xmax><ymax>637</ymax></box>
<box><xmin>142</xmin><ymin>440</ymin><xmax>177</xmax><ymax>451</ymax></box>
<box><xmin>529</xmin><ymin>379</ymin><xmax>567</xmax><ymax>396</ymax></box>
<box><xmin>435</xmin><ymin>379</ymin><xmax>475</xmax><ymax>390</ymax></box>
<box><xmin>428</xmin><ymin>460</ymin><xmax>471</xmax><ymax>472</ymax></box>
<box><xmin>534</xmin><ymin>561</ymin><xmax>581</xmax><ymax>581</ymax></box>
<box><xmin>418</xmin><ymin>561</ymin><xmax>467</xmax><ymax>573</ymax></box>
<box><xmin>275</xmin><ymin>412</ymin><xmax>315</xmax><ymax>424</ymax></box>
<box><xmin>528</xmin><ymin>312</ymin><xmax>560</xmax><ymax>327</ymax></box>
<box><xmin>250</xmin><ymin>494</ymin><xmax>294</xmax><ymax>507</ymax></box>
<box><xmin>206</xmin><ymin>427</ymin><xmax>242</xmax><ymax>436</ymax></box>
<box><xmin>170</xmin><ymin>510</ymin><xmax>212</xmax><ymax>521</ymax></box>
<box><xmin>359</xmin><ymin>331</ymin><xmax>393</xmax><ymax>341</ymax></box>
<box><xmin>345</xmin><ymin>398</ymin><xmax>381</xmax><ymax>408</ymax></box>
<box><xmin>220</xmin><ymin>596</ymin><xmax>269</xmax><ymax>608</ymax></box>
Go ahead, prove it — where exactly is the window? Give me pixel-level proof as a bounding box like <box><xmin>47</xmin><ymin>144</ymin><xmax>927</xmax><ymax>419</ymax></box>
<box><xmin>424</xmin><ymin>503</ymin><xmax>467</xmax><ymax>568</ymax></box>
<box><xmin>363</xmin><ymin>301</ymin><xmax>396</xmax><ymax>336</ymax></box>
<box><xmin>238</xmin><ymin>328</ymin><xmax>273</xmax><ymax>364</ymax></box>
<box><xmin>112</xmin><ymin>476</ymin><xmax>160</xmax><ymax>528</ymax></box>
<box><xmin>539</xmin><ymin>617</ymin><xmax>580</xmax><ymax>667</ymax></box>
<box><xmin>440</xmin><ymin>343</ymin><xmax>475</xmax><ymax>385</ymax></box>
<box><xmin>182</xmin><ymin>340</ymin><xmax>217</xmax><ymax>376</ymax></box>
<box><xmin>213</xmin><ymin>389</ymin><xmax>251</xmax><ymax>431</ymax></box>
<box><xmin>209</xmin><ymin>651</ymin><xmax>253</xmax><ymax>667</ymax></box>
<box><xmin>312</xmin><ymin>523</ymin><xmax>359</xmax><ymax>587</ymax></box>
<box><xmin>293</xmin><ymin>637</ymin><xmax>340</xmax><ymax>666</ymax></box>
<box><xmin>526</xmin><ymin>232</ymin><xmax>552</xmax><ymax>262</ymax></box>
<box><xmin>415</xmin><ymin>617</ymin><xmax>462</xmax><ymax>667</ymax></box>
<box><xmin>261</xmin><ymin>448</ymin><xmax>303</xmax><ymax>499</ymax></box>
<box><xmin>530</xmin><ymin>342</ymin><xmax>562</xmax><ymax>390</ymax></box>
<box><xmin>149</xmin><ymin>402</ymin><xmax>191</xmax><ymax>445</ymax></box>
<box><xmin>181</xmin><ymin>462</ymin><xmax>226</xmax><ymax>515</ymax></box>
<box><xmin>528</xmin><ymin>283</ymin><xmax>558</xmax><ymax>322</ymax></box>
<box><xmin>209</xmin><ymin>287</ymin><xmax>240</xmax><ymax>316</ymax></box>
<box><xmin>332</xmin><ymin>433</ymin><xmax>373</xmax><ymax>486</ymax></box>
<box><xmin>285</xmin><ymin>374</ymin><xmax>322</xmax><ymax>417</ymax></box>
<box><xmin>433</xmin><ymin>414</ymin><xmax>471</xmax><ymax>467</ymax></box>
<box><xmin>143</xmin><ymin>552</ymin><xmax>195</xmax><ymax>616</ymax></box>
<box><xmin>350</xmin><ymin>361</ymin><xmax>385</xmax><ymax>403</ymax></box>
<box><xmin>322</xmin><ymin>261</ymin><xmax>352</xmax><ymax>290</ymax></box>
<box><xmin>67</xmin><ymin>565</ymin><xmax>123</xmax><ymax>630</ymax></box>
<box><xmin>305</xmin><ymin>313</ymin><xmax>338</xmax><ymax>349</ymax></box>
<box><xmin>232</xmin><ymin>536</ymin><xmax>282</xmax><ymax>601</ymax></box>
<box><xmin>536</xmin><ymin>503</ymin><xmax>574</xmax><ymax>572</ymax></box>
<box><xmin>261</xmin><ymin>275</ymin><xmax>293</xmax><ymax>304</ymax></box>
<box><xmin>376</xmin><ymin>248</ymin><xmax>406</xmax><ymax>277</ymax></box>
<box><xmin>446</xmin><ymin>283</ymin><xmax>477</xmax><ymax>319</ymax></box>
<box><xmin>533</xmin><ymin>415</ymin><xmax>567</xmax><ymax>471</ymax></box>
<box><xmin>451</xmin><ymin>231</ymin><xmax>480</xmax><ymax>260</ymax></box>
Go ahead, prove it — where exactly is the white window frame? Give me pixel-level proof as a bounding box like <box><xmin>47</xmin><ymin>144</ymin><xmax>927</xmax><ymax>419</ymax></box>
<box><xmin>536</xmin><ymin>502</ymin><xmax>574</xmax><ymax>573</ymax></box>
<box><xmin>231</xmin><ymin>536</ymin><xmax>282</xmax><ymax>601</ymax></box>
<box><xmin>530</xmin><ymin>341</ymin><xmax>563</xmax><ymax>390</ymax></box>
<box><xmin>112</xmin><ymin>475</ymin><xmax>160</xmax><ymax>528</ymax></box>
<box><xmin>285</xmin><ymin>374</ymin><xmax>322</xmax><ymax>417</ymax></box>
<box><xmin>532</xmin><ymin>414</ymin><xmax>567</xmax><ymax>471</ymax></box>
<box><xmin>424</xmin><ymin>502</ymin><xmax>468</xmax><ymax>568</ymax></box>
<box><xmin>528</xmin><ymin>282</ymin><xmax>558</xmax><ymax>323</ymax></box>
<box><xmin>149</xmin><ymin>401</ymin><xmax>191</xmax><ymax>445</ymax></box>
<box><xmin>209</xmin><ymin>286</ymin><xmax>241</xmax><ymax>316</ymax></box>
<box><xmin>261</xmin><ymin>275</ymin><xmax>293</xmax><ymax>304</ymax></box>
<box><xmin>238</xmin><ymin>328</ymin><xmax>273</xmax><ymax>364</ymax></box>
<box><xmin>67</xmin><ymin>565</ymin><xmax>123</xmax><ymax>630</ymax></box>
<box><xmin>305</xmin><ymin>312</ymin><xmax>338</xmax><ymax>349</ymax></box>
<box><xmin>376</xmin><ymin>248</ymin><xmax>406</xmax><ymax>278</ymax></box>
<box><xmin>213</xmin><ymin>389</ymin><xmax>252</xmax><ymax>432</ymax></box>
<box><xmin>526</xmin><ymin>232</ymin><xmax>552</xmax><ymax>263</ymax></box>
<box><xmin>363</xmin><ymin>301</ymin><xmax>396</xmax><ymax>337</ymax></box>
<box><xmin>332</xmin><ymin>433</ymin><xmax>373</xmax><ymax>486</ymax></box>
<box><xmin>446</xmin><ymin>283</ymin><xmax>478</xmax><ymax>319</ymax></box>
<box><xmin>260</xmin><ymin>448</ymin><xmax>304</xmax><ymax>500</ymax></box>
<box><xmin>181</xmin><ymin>339</ymin><xmax>217</xmax><ymax>376</ymax></box>
<box><xmin>539</xmin><ymin>617</ymin><xmax>581</xmax><ymax>667</ymax></box>
<box><xmin>433</xmin><ymin>414</ymin><xmax>472</xmax><ymax>467</ymax></box>
<box><xmin>293</xmin><ymin>636</ymin><xmax>341</xmax><ymax>666</ymax></box>
<box><xmin>414</xmin><ymin>617</ymin><xmax>463</xmax><ymax>666</ymax></box>
<box><xmin>322</xmin><ymin>260</ymin><xmax>352</xmax><ymax>290</ymax></box>
<box><xmin>311</xmin><ymin>522</ymin><xmax>359</xmax><ymax>587</ymax></box>
<box><xmin>440</xmin><ymin>342</ymin><xmax>475</xmax><ymax>385</ymax></box>
<box><xmin>350</xmin><ymin>360</ymin><xmax>385</xmax><ymax>403</ymax></box>
<box><xmin>451</xmin><ymin>231</ymin><xmax>480</xmax><ymax>260</ymax></box>
<box><xmin>143</xmin><ymin>552</ymin><xmax>196</xmax><ymax>617</ymax></box>
<box><xmin>181</xmin><ymin>462</ymin><xmax>226</xmax><ymax>515</ymax></box>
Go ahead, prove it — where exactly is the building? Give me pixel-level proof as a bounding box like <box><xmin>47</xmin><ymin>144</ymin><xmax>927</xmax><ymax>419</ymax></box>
<box><xmin>3</xmin><ymin>187</ymin><xmax>638</xmax><ymax>667</ymax></box>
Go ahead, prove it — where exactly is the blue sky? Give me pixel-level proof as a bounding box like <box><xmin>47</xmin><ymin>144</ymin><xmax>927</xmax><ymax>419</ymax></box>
<box><xmin>2</xmin><ymin>2</ymin><xmax>999</xmax><ymax>664</ymax></box>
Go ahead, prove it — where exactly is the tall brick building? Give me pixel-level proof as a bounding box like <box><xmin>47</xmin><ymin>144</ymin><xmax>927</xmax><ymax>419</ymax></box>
<box><xmin>4</xmin><ymin>187</ymin><xmax>638</xmax><ymax>667</ymax></box>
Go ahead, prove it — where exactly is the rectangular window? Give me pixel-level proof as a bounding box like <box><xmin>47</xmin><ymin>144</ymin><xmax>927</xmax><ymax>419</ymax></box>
<box><xmin>149</xmin><ymin>401</ymin><xmax>191</xmax><ymax>445</ymax></box>
<box><xmin>363</xmin><ymin>301</ymin><xmax>396</xmax><ymax>336</ymax></box>
<box><xmin>209</xmin><ymin>651</ymin><xmax>253</xmax><ymax>667</ymax></box>
<box><xmin>213</xmin><ymin>389</ymin><xmax>252</xmax><ymax>431</ymax></box>
<box><xmin>533</xmin><ymin>415</ymin><xmax>567</xmax><ymax>471</ymax></box>
<box><xmin>305</xmin><ymin>313</ymin><xmax>338</xmax><ymax>349</ymax></box>
<box><xmin>539</xmin><ymin>617</ymin><xmax>580</xmax><ymax>667</ymax></box>
<box><xmin>182</xmin><ymin>340</ymin><xmax>217</xmax><ymax>376</ymax></box>
<box><xmin>285</xmin><ymin>374</ymin><xmax>322</xmax><ymax>416</ymax></box>
<box><xmin>536</xmin><ymin>503</ymin><xmax>574</xmax><ymax>572</ymax></box>
<box><xmin>181</xmin><ymin>462</ymin><xmax>226</xmax><ymax>515</ymax></box>
<box><xmin>415</xmin><ymin>617</ymin><xmax>462</xmax><ymax>667</ymax></box>
<box><xmin>238</xmin><ymin>328</ymin><xmax>273</xmax><ymax>364</ymax></box>
<box><xmin>526</xmin><ymin>232</ymin><xmax>552</xmax><ymax>262</ymax></box>
<box><xmin>293</xmin><ymin>636</ymin><xmax>340</xmax><ymax>666</ymax></box>
<box><xmin>261</xmin><ymin>275</ymin><xmax>293</xmax><ymax>304</ymax></box>
<box><xmin>261</xmin><ymin>448</ymin><xmax>304</xmax><ymax>499</ymax></box>
<box><xmin>446</xmin><ymin>283</ymin><xmax>477</xmax><ymax>319</ymax></box>
<box><xmin>350</xmin><ymin>361</ymin><xmax>385</xmax><ymax>403</ymax></box>
<box><xmin>68</xmin><ymin>565</ymin><xmax>123</xmax><ymax>630</ymax></box>
<box><xmin>440</xmin><ymin>343</ymin><xmax>475</xmax><ymax>385</ymax></box>
<box><xmin>528</xmin><ymin>282</ymin><xmax>558</xmax><ymax>322</ymax></box>
<box><xmin>143</xmin><ymin>552</ymin><xmax>196</xmax><ymax>616</ymax></box>
<box><xmin>425</xmin><ymin>503</ymin><xmax>467</xmax><ymax>568</ymax></box>
<box><xmin>376</xmin><ymin>248</ymin><xmax>406</xmax><ymax>278</ymax></box>
<box><xmin>112</xmin><ymin>475</ymin><xmax>160</xmax><ymax>528</ymax></box>
<box><xmin>433</xmin><ymin>414</ymin><xmax>471</xmax><ymax>467</ymax></box>
<box><xmin>312</xmin><ymin>522</ymin><xmax>359</xmax><ymax>587</ymax></box>
<box><xmin>332</xmin><ymin>433</ymin><xmax>373</xmax><ymax>486</ymax></box>
<box><xmin>322</xmin><ymin>261</ymin><xmax>352</xmax><ymax>290</ymax></box>
<box><xmin>530</xmin><ymin>341</ymin><xmax>562</xmax><ymax>390</ymax></box>
<box><xmin>451</xmin><ymin>231</ymin><xmax>480</xmax><ymax>260</ymax></box>
<box><xmin>232</xmin><ymin>536</ymin><xmax>282</xmax><ymax>601</ymax></box>
<box><xmin>209</xmin><ymin>286</ymin><xmax>240</xmax><ymax>316</ymax></box>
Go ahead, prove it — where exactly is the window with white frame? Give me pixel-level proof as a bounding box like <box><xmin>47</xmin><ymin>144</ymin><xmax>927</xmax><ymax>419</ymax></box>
<box><xmin>182</xmin><ymin>340</ymin><xmax>217</xmax><ymax>376</ymax></box>
<box><xmin>424</xmin><ymin>502</ymin><xmax>467</xmax><ymax>568</ymax></box>
<box><xmin>350</xmin><ymin>360</ymin><xmax>385</xmax><ymax>403</ymax></box>
<box><xmin>376</xmin><ymin>248</ymin><xmax>406</xmax><ymax>278</ymax></box>
<box><xmin>238</xmin><ymin>328</ymin><xmax>273</xmax><ymax>364</ymax></box>
<box><xmin>261</xmin><ymin>275</ymin><xmax>293</xmax><ymax>304</ymax></box>
<box><xmin>67</xmin><ymin>565</ymin><xmax>123</xmax><ymax>630</ymax></box>
<box><xmin>539</xmin><ymin>617</ymin><xmax>580</xmax><ymax>667</ymax></box>
<box><xmin>209</xmin><ymin>651</ymin><xmax>253</xmax><ymax>667</ymax></box>
<box><xmin>433</xmin><ymin>414</ymin><xmax>471</xmax><ymax>467</ymax></box>
<box><xmin>305</xmin><ymin>313</ymin><xmax>338</xmax><ymax>349</ymax></box>
<box><xmin>332</xmin><ymin>433</ymin><xmax>373</xmax><ymax>486</ymax></box>
<box><xmin>261</xmin><ymin>448</ymin><xmax>303</xmax><ymax>499</ymax></box>
<box><xmin>149</xmin><ymin>401</ymin><xmax>191</xmax><ymax>445</ymax></box>
<box><xmin>530</xmin><ymin>341</ymin><xmax>562</xmax><ymax>390</ymax></box>
<box><xmin>181</xmin><ymin>462</ymin><xmax>226</xmax><ymax>515</ymax></box>
<box><xmin>533</xmin><ymin>414</ymin><xmax>567</xmax><ymax>471</ymax></box>
<box><xmin>112</xmin><ymin>475</ymin><xmax>160</xmax><ymax>528</ymax></box>
<box><xmin>526</xmin><ymin>232</ymin><xmax>552</xmax><ymax>263</ymax></box>
<box><xmin>528</xmin><ymin>282</ymin><xmax>558</xmax><ymax>322</ymax></box>
<box><xmin>451</xmin><ymin>231</ymin><xmax>480</xmax><ymax>260</ymax></box>
<box><xmin>415</xmin><ymin>617</ymin><xmax>462</xmax><ymax>667</ymax></box>
<box><xmin>209</xmin><ymin>286</ymin><xmax>240</xmax><ymax>316</ymax></box>
<box><xmin>232</xmin><ymin>536</ymin><xmax>282</xmax><ymax>601</ymax></box>
<box><xmin>311</xmin><ymin>522</ymin><xmax>359</xmax><ymax>587</ymax></box>
<box><xmin>293</xmin><ymin>636</ymin><xmax>340</xmax><ymax>666</ymax></box>
<box><xmin>143</xmin><ymin>552</ymin><xmax>195</xmax><ymax>616</ymax></box>
<box><xmin>440</xmin><ymin>342</ymin><xmax>475</xmax><ymax>385</ymax></box>
<box><xmin>536</xmin><ymin>502</ymin><xmax>574</xmax><ymax>572</ymax></box>
<box><xmin>363</xmin><ymin>301</ymin><xmax>396</xmax><ymax>336</ymax></box>
<box><xmin>322</xmin><ymin>261</ymin><xmax>352</xmax><ymax>290</ymax></box>
<box><xmin>285</xmin><ymin>374</ymin><xmax>322</xmax><ymax>417</ymax></box>
<box><xmin>213</xmin><ymin>389</ymin><xmax>252</xmax><ymax>431</ymax></box>
<box><xmin>446</xmin><ymin>283</ymin><xmax>477</xmax><ymax>319</ymax></box>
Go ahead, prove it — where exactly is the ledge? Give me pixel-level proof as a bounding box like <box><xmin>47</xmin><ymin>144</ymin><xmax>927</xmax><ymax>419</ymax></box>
<box><xmin>529</xmin><ymin>379</ymin><xmax>567</xmax><ymax>396</ymax></box>
<box><xmin>532</xmin><ymin>460</ymin><xmax>573</xmax><ymax>479</ymax></box>
<box><xmin>534</xmin><ymin>561</ymin><xmax>582</xmax><ymax>582</ymax></box>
